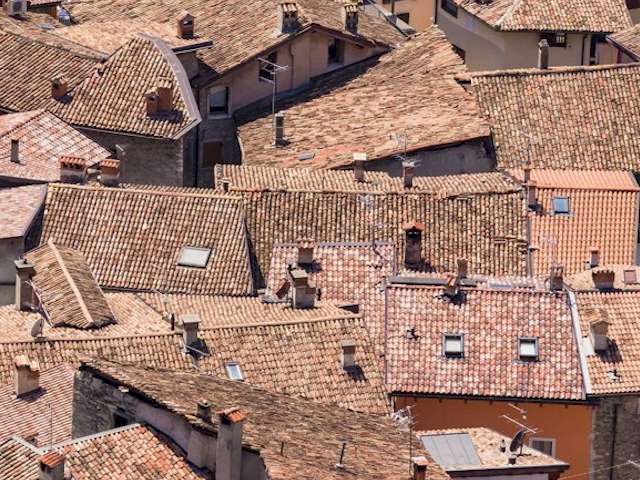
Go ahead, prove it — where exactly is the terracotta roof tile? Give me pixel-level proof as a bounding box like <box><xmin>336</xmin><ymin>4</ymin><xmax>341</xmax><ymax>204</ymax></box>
<box><xmin>0</xmin><ymin>437</ymin><xmax>39</xmax><ymax>480</ymax></box>
<box><xmin>0</xmin><ymin>184</ymin><xmax>46</xmax><ymax>239</ymax></box>
<box><xmin>609</xmin><ymin>23</ymin><xmax>640</xmax><ymax>60</ymax></box>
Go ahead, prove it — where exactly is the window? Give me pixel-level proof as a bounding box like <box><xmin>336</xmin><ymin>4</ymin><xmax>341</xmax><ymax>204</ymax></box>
<box><xmin>259</xmin><ymin>51</ymin><xmax>278</xmax><ymax>83</ymax></box>
<box><xmin>541</xmin><ymin>32</ymin><xmax>566</xmax><ymax>48</ymax></box>
<box><xmin>443</xmin><ymin>333</ymin><xmax>464</xmax><ymax>357</ymax></box>
<box><xmin>208</xmin><ymin>86</ymin><xmax>229</xmax><ymax>116</ymax></box>
<box><xmin>441</xmin><ymin>0</ymin><xmax>458</xmax><ymax>17</ymax></box>
<box><xmin>328</xmin><ymin>38</ymin><xmax>344</xmax><ymax>65</ymax></box>
<box><xmin>178</xmin><ymin>247</ymin><xmax>212</xmax><ymax>268</ymax></box>
<box><xmin>624</xmin><ymin>269</ymin><xmax>638</xmax><ymax>284</ymax></box>
<box><xmin>518</xmin><ymin>337</ymin><xmax>539</xmax><ymax>361</ymax></box>
<box><xmin>552</xmin><ymin>196</ymin><xmax>570</xmax><ymax>215</ymax></box>
<box><xmin>113</xmin><ymin>410</ymin><xmax>129</xmax><ymax>428</ymax></box>
<box><xmin>397</xmin><ymin>12</ymin><xmax>410</xmax><ymax>24</ymax></box>
<box><xmin>530</xmin><ymin>438</ymin><xmax>555</xmax><ymax>457</ymax></box>
<box><xmin>225</xmin><ymin>362</ymin><xmax>244</xmax><ymax>381</ymax></box>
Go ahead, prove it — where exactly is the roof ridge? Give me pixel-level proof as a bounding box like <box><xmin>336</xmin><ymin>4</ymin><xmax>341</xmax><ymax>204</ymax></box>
<box><xmin>200</xmin><ymin>312</ymin><xmax>363</xmax><ymax>331</ymax></box>
<box><xmin>4</xmin><ymin>29</ymin><xmax>102</xmax><ymax>61</ymax></box>
<box><xmin>0</xmin><ymin>110</ymin><xmax>45</xmax><ymax>138</ymax></box>
<box><xmin>473</xmin><ymin>61</ymin><xmax>640</xmax><ymax>80</ymax></box>
<box><xmin>43</xmin><ymin>423</ymin><xmax>142</xmax><ymax>452</ymax></box>
<box><xmin>495</xmin><ymin>0</ymin><xmax>522</xmax><ymax>30</ymax></box>
<box><xmin>0</xmin><ymin>330</ymin><xmax>180</xmax><ymax>346</ymax></box>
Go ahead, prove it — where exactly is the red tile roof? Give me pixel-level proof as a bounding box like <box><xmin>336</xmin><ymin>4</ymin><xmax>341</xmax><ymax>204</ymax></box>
<box><xmin>609</xmin><ymin>23</ymin><xmax>640</xmax><ymax>60</ymax></box>
<box><xmin>0</xmin><ymin>184</ymin><xmax>46</xmax><ymax>239</ymax></box>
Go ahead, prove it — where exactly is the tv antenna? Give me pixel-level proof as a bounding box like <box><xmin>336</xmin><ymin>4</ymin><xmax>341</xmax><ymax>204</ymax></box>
<box><xmin>257</xmin><ymin>57</ymin><xmax>289</xmax><ymax>120</ymax></box>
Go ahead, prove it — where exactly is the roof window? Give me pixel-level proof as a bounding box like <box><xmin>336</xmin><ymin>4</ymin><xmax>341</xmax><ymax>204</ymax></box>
<box><xmin>624</xmin><ymin>269</ymin><xmax>638</xmax><ymax>284</ymax></box>
<box><xmin>552</xmin><ymin>196</ymin><xmax>570</xmax><ymax>215</ymax></box>
<box><xmin>225</xmin><ymin>362</ymin><xmax>244</xmax><ymax>381</ymax></box>
<box><xmin>178</xmin><ymin>247</ymin><xmax>212</xmax><ymax>268</ymax></box>
<box><xmin>443</xmin><ymin>333</ymin><xmax>464</xmax><ymax>358</ymax></box>
<box><xmin>518</xmin><ymin>337</ymin><xmax>539</xmax><ymax>361</ymax></box>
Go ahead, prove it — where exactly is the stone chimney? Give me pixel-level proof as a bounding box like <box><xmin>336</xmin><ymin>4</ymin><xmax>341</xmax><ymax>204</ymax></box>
<box><xmin>196</xmin><ymin>399</ymin><xmax>212</xmax><ymax>422</ymax></box>
<box><xmin>14</xmin><ymin>258</ymin><xmax>35</xmax><ymax>311</ymax></box>
<box><xmin>592</xmin><ymin>269</ymin><xmax>615</xmax><ymax>290</ymax></box>
<box><xmin>287</xmin><ymin>267</ymin><xmax>316</xmax><ymax>309</ymax></box>
<box><xmin>353</xmin><ymin>152</ymin><xmax>366</xmax><ymax>182</ymax></box>
<box><xmin>215</xmin><ymin>407</ymin><xmax>247</xmax><ymax>480</ymax></box>
<box><xmin>550</xmin><ymin>265</ymin><xmax>563</xmax><ymax>291</ymax></box>
<box><xmin>177</xmin><ymin>11</ymin><xmax>194</xmax><ymax>39</ymax></box>
<box><xmin>182</xmin><ymin>313</ymin><xmax>201</xmax><ymax>348</ymax></box>
<box><xmin>342</xmin><ymin>3</ymin><xmax>358</xmax><ymax>33</ymax></box>
<box><xmin>341</xmin><ymin>339</ymin><xmax>356</xmax><ymax>369</ymax></box>
<box><xmin>403</xmin><ymin>160</ymin><xmax>414</xmax><ymax>189</ymax></box>
<box><xmin>10</xmin><ymin>138</ymin><xmax>19</xmax><ymax>163</ymax></box>
<box><xmin>297</xmin><ymin>239</ymin><xmax>314</xmax><ymax>266</ymax></box>
<box><xmin>98</xmin><ymin>159</ymin><xmax>120</xmax><ymax>187</ymax></box>
<box><xmin>589</xmin><ymin>247</ymin><xmax>600</xmax><ymax>269</ymax></box>
<box><xmin>590</xmin><ymin>318</ymin><xmax>610</xmax><ymax>353</ymax></box>
<box><xmin>274</xmin><ymin>112</ymin><xmax>285</xmax><ymax>146</ymax></box>
<box><xmin>278</xmin><ymin>2</ymin><xmax>299</xmax><ymax>33</ymax></box>
<box><xmin>39</xmin><ymin>452</ymin><xmax>65</xmax><ymax>480</ymax></box>
<box><xmin>402</xmin><ymin>220</ymin><xmax>425</xmax><ymax>269</ymax></box>
<box><xmin>538</xmin><ymin>39</ymin><xmax>549</xmax><ymax>70</ymax></box>
<box><xmin>60</xmin><ymin>156</ymin><xmax>88</xmax><ymax>184</ymax></box>
<box><xmin>51</xmin><ymin>76</ymin><xmax>68</xmax><ymax>100</ymax></box>
<box><xmin>412</xmin><ymin>456</ymin><xmax>429</xmax><ymax>480</ymax></box>
<box><xmin>14</xmin><ymin>355</ymin><xmax>40</xmax><ymax>397</ymax></box>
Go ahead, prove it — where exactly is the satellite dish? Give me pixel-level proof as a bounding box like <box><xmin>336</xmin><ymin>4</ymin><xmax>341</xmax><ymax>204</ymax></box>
<box><xmin>509</xmin><ymin>429</ymin><xmax>527</xmax><ymax>453</ymax></box>
<box><xmin>30</xmin><ymin>317</ymin><xmax>44</xmax><ymax>338</ymax></box>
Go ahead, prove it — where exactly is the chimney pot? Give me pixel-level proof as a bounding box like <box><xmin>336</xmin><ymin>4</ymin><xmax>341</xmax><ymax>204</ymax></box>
<box><xmin>14</xmin><ymin>258</ymin><xmax>35</xmax><ymax>312</ymax></box>
<box><xmin>274</xmin><ymin>112</ymin><xmax>286</xmax><ymax>146</ymax></box>
<box><xmin>341</xmin><ymin>339</ymin><xmax>356</xmax><ymax>369</ymax></box>
<box><xmin>412</xmin><ymin>456</ymin><xmax>429</xmax><ymax>480</ymax></box>
<box><xmin>14</xmin><ymin>355</ymin><xmax>40</xmax><ymax>397</ymax></box>
<box><xmin>589</xmin><ymin>247</ymin><xmax>600</xmax><ymax>269</ymax></box>
<box><xmin>353</xmin><ymin>152</ymin><xmax>366</xmax><ymax>182</ymax></box>
<box><xmin>590</xmin><ymin>317</ymin><xmax>610</xmax><ymax>352</ymax></box>
<box><xmin>196</xmin><ymin>399</ymin><xmax>212</xmax><ymax>422</ymax></box>
<box><xmin>177</xmin><ymin>11</ymin><xmax>195</xmax><ymax>39</ymax></box>
<box><xmin>182</xmin><ymin>313</ymin><xmax>201</xmax><ymax>348</ymax></box>
<box><xmin>278</xmin><ymin>2</ymin><xmax>300</xmax><ymax>33</ymax></box>
<box><xmin>98</xmin><ymin>159</ymin><xmax>120</xmax><ymax>187</ymax></box>
<box><xmin>10</xmin><ymin>138</ymin><xmax>19</xmax><ymax>163</ymax></box>
<box><xmin>549</xmin><ymin>264</ymin><xmax>563</xmax><ymax>291</ymax></box>
<box><xmin>221</xmin><ymin>179</ymin><xmax>230</xmax><ymax>193</ymax></box>
<box><xmin>538</xmin><ymin>39</ymin><xmax>549</xmax><ymax>70</ymax></box>
<box><xmin>508</xmin><ymin>453</ymin><xmax>517</xmax><ymax>465</ymax></box>
<box><xmin>297</xmin><ymin>239</ymin><xmax>314</xmax><ymax>266</ymax></box>
<box><xmin>59</xmin><ymin>156</ymin><xmax>89</xmax><ymax>184</ymax></box>
<box><xmin>287</xmin><ymin>267</ymin><xmax>316</xmax><ymax>309</ymax></box>
<box><xmin>402</xmin><ymin>160</ymin><xmax>414</xmax><ymax>189</ymax></box>
<box><xmin>341</xmin><ymin>3</ymin><xmax>358</xmax><ymax>33</ymax></box>
<box><xmin>39</xmin><ymin>452</ymin><xmax>65</xmax><ymax>480</ymax></box>
<box><xmin>402</xmin><ymin>220</ymin><xmax>425</xmax><ymax>269</ymax></box>
<box><xmin>51</xmin><ymin>76</ymin><xmax>68</xmax><ymax>100</ymax></box>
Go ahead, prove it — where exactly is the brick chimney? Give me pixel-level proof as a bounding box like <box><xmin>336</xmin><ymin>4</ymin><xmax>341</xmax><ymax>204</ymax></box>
<box><xmin>538</xmin><ymin>39</ymin><xmax>549</xmax><ymax>70</ymax></box>
<box><xmin>287</xmin><ymin>267</ymin><xmax>316</xmax><ymax>309</ymax></box>
<box><xmin>215</xmin><ymin>407</ymin><xmax>247</xmax><ymax>480</ymax></box>
<box><xmin>182</xmin><ymin>313</ymin><xmax>201</xmax><ymax>348</ymax></box>
<box><xmin>549</xmin><ymin>265</ymin><xmax>563</xmax><ymax>291</ymax></box>
<box><xmin>144</xmin><ymin>90</ymin><xmax>160</xmax><ymax>116</ymax></box>
<box><xmin>157</xmin><ymin>78</ymin><xmax>173</xmax><ymax>112</ymax></box>
<box><xmin>353</xmin><ymin>152</ymin><xmax>366</xmax><ymax>182</ymax></box>
<box><xmin>341</xmin><ymin>3</ymin><xmax>358</xmax><ymax>33</ymax></box>
<box><xmin>177</xmin><ymin>11</ymin><xmax>194</xmax><ymax>39</ymax></box>
<box><xmin>14</xmin><ymin>355</ymin><xmax>40</xmax><ymax>397</ymax></box>
<box><xmin>274</xmin><ymin>112</ymin><xmax>285</xmax><ymax>146</ymax></box>
<box><xmin>589</xmin><ymin>247</ymin><xmax>600</xmax><ymax>268</ymax></box>
<box><xmin>402</xmin><ymin>160</ymin><xmax>414</xmax><ymax>189</ymax></box>
<box><xmin>60</xmin><ymin>156</ymin><xmax>88</xmax><ymax>184</ymax></box>
<box><xmin>14</xmin><ymin>258</ymin><xmax>35</xmax><ymax>311</ymax></box>
<box><xmin>402</xmin><ymin>220</ymin><xmax>425</xmax><ymax>269</ymax></box>
<box><xmin>592</xmin><ymin>269</ymin><xmax>615</xmax><ymax>290</ymax></box>
<box><xmin>39</xmin><ymin>451</ymin><xmax>65</xmax><ymax>480</ymax></box>
<box><xmin>590</xmin><ymin>317</ymin><xmax>610</xmax><ymax>353</ymax></box>
<box><xmin>341</xmin><ymin>339</ymin><xmax>356</xmax><ymax>369</ymax></box>
<box><xmin>99</xmin><ymin>159</ymin><xmax>120</xmax><ymax>187</ymax></box>
<box><xmin>10</xmin><ymin>138</ymin><xmax>19</xmax><ymax>163</ymax></box>
<box><xmin>412</xmin><ymin>456</ymin><xmax>429</xmax><ymax>480</ymax></box>
<box><xmin>51</xmin><ymin>76</ymin><xmax>68</xmax><ymax>100</ymax></box>
<box><xmin>278</xmin><ymin>2</ymin><xmax>299</xmax><ymax>33</ymax></box>
<box><xmin>297</xmin><ymin>239</ymin><xmax>314</xmax><ymax>266</ymax></box>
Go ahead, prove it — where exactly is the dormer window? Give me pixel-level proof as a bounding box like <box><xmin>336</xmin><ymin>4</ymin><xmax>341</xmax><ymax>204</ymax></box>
<box><xmin>443</xmin><ymin>333</ymin><xmax>464</xmax><ymax>358</ymax></box>
<box><xmin>518</xmin><ymin>337</ymin><xmax>539</xmax><ymax>361</ymax></box>
<box><xmin>552</xmin><ymin>196</ymin><xmax>570</xmax><ymax>215</ymax></box>
<box><xmin>225</xmin><ymin>361</ymin><xmax>244</xmax><ymax>381</ymax></box>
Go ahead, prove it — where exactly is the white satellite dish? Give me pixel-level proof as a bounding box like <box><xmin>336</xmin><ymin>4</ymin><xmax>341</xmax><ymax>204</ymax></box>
<box><xmin>30</xmin><ymin>318</ymin><xmax>44</xmax><ymax>338</ymax></box>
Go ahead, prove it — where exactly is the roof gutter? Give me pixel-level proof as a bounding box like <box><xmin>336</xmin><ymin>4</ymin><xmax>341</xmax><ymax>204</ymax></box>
<box><xmin>567</xmin><ymin>288</ymin><xmax>592</xmax><ymax>397</ymax></box>
<box><xmin>446</xmin><ymin>463</ymin><xmax>570</xmax><ymax>477</ymax></box>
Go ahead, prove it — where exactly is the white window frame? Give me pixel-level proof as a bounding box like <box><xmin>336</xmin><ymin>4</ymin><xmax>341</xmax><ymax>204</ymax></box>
<box><xmin>177</xmin><ymin>246</ymin><xmax>212</xmax><ymax>269</ymax></box>
<box><xmin>551</xmin><ymin>196</ymin><xmax>570</xmax><ymax>215</ymax></box>
<box><xmin>529</xmin><ymin>437</ymin><xmax>556</xmax><ymax>457</ymax></box>
<box><xmin>443</xmin><ymin>333</ymin><xmax>464</xmax><ymax>358</ymax></box>
<box><xmin>225</xmin><ymin>361</ymin><xmax>244</xmax><ymax>381</ymax></box>
<box><xmin>208</xmin><ymin>85</ymin><xmax>231</xmax><ymax>119</ymax></box>
<box><xmin>518</xmin><ymin>337</ymin><xmax>539</xmax><ymax>361</ymax></box>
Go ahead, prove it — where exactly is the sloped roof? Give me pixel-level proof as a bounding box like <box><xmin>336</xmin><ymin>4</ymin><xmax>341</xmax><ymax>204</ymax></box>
<box><xmin>473</xmin><ymin>64</ymin><xmax>640</xmax><ymax>171</ymax></box>
<box><xmin>383</xmin><ymin>281</ymin><xmax>584</xmax><ymax>401</ymax></box>
<box><xmin>0</xmin><ymin>110</ymin><xmax>110</xmax><ymax>183</ymax></box>
<box><xmin>452</xmin><ymin>0</ymin><xmax>631</xmax><ymax>33</ymax></box>
<box><xmin>609</xmin><ymin>23</ymin><xmax>640</xmax><ymax>61</ymax></box>
<box><xmin>49</xmin><ymin>34</ymin><xmax>201</xmax><ymax>139</ymax></box>
<box><xmin>80</xmin><ymin>358</ymin><xmax>451</xmax><ymax>480</ymax></box>
<box><xmin>0</xmin><ymin>184</ymin><xmax>46</xmax><ymax>239</ymax></box>
<box><xmin>237</xmin><ymin>26</ymin><xmax>489</xmax><ymax>168</ymax></box>
<box><xmin>40</xmin><ymin>184</ymin><xmax>254</xmax><ymax>295</ymax></box>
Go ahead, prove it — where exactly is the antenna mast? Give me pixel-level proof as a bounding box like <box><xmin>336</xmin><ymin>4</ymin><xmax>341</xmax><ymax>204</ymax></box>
<box><xmin>258</xmin><ymin>57</ymin><xmax>289</xmax><ymax>132</ymax></box>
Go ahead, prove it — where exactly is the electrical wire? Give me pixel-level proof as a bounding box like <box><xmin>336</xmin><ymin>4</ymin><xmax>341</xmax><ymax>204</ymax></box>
<box><xmin>557</xmin><ymin>458</ymin><xmax>640</xmax><ymax>479</ymax></box>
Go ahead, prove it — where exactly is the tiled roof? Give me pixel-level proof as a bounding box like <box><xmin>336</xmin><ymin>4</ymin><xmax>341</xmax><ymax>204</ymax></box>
<box><xmin>609</xmin><ymin>23</ymin><xmax>640</xmax><ymax>60</ymax></box>
<box><xmin>0</xmin><ymin>363</ymin><xmax>75</xmax><ymax>446</ymax></box>
<box><xmin>80</xmin><ymin>359</ymin><xmax>451</xmax><ymax>480</ymax></box>
<box><xmin>566</xmin><ymin>265</ymin><xmax>640</xmax><ymax>291</ymax></box>
<box><xmin>237</xmin><ymin>26</ymin><xmax>489</xmax><ymax>168</ymax></box>
<box><xmin>473</xmin><ymin>64</ymin><xmax>640</xmax><ymax>171</ymax></box>
<box><xmin>452</xmin><ymin>0</ymin><xmax>631</xmax><ymax>32</ymax></box>
<box><xmin>0</xmin><ymin>184</ymin><xmax>46</xmax><ymax>239</ymax></box>
<box><xmin>0</xmin><ymin>110</ymin><xmax>111</xmax><ymax>183</ymax></box>
<box><xmin>66</xmin><ymin>0</ymin><xmax>403</xmax><ymax>79</ymax></box>
<box><xmin>196</xmin><ymin>315</ymin><xmax>390</xmax><ymax>415</ymax></box>
<box><xmin>49</xmin><ymin>34</ymin><xmax>201</xmax><ymax>139</ymax></box>
<box><xmin>0</xmin><ymin>31</ymin><xmax>99</xmax><ymax>113</ymax></box>
<box><xmin>40</xmin><ymin>184</ymin><xmax>254</xmax><ymax>295</ymax></box>
<box><xmin>0</xmin><ymin>437</ymin><xmax>39</xmax><ymax>480</ymax></box>
<box><xmin>25</xmin><ymin>241</ymin><xmax>115</xmax><ymax>329</ymax></box>
<box><xmin>383</xmin><ymin>281</ymin><xmax>584</xmax><ymax>400</ymax></box>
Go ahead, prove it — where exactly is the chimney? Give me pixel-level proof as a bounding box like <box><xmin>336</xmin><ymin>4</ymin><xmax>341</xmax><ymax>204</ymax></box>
<box><xmin>549</xmin><ymin>265</ymin><xmax>563</xmax><ymax>291</ymax></box>
<box><xmin>10</xmin><ymin>138</ymin><xmax>19</xmax><ymax>163</ymax></box>
<box><xmin>157</xmin><ymin>78</ymin><xmax>173</xmax><ymax>112</ymax></box>
<box><xmin>14</xmin><ymin>355</ymin><xmax>40</xmax><ymax>397</ymax></box>
<box><xmin>144</xmin><ymin>89</ymin><xmax>160</xmax><ymax>116</ymax></box>
<box><xmin>457</xmin><ymin>258</ymin><xmax>468</xmax><ymax>279</ymax></box>
<box><xmin>177</xmin><ymin>11</ymin><xmax>194</xmax><ymax>39</ymax></box>
<box><xmin>39</xmin><ymin>452</ymin><xmax>65</xmax><ymax>480</ymax></box>
<box><xmin>287</xmin><ymin>267</ymin><xmax>316</xmax><ymax>309</ymax></box>
<box><xmin>444</xmin><ymin>274</ymin><xmax>460</xmax><ymax>298</ymax></box>
<box><xmin>341</xmin><ymin>3</ymin><xmax>358</xmax><ymax>33</ymax></box>
<box><xmin>274</xmin><ymin>111</ymin><xmax>285</xmax><ymax>146</ymax></box>
<box><xmin>590</xmin><ymin>318</ymin><xmax>611</xmax><ymax>353</ymax></box>
<box><xmin>221</xmin><ymin>179</ymin><xmax>230</xmax><ymax>193</ymax></box>
<box><xmin>14</xmin><ymin>258</ymin><xmax>35</xmax><ymax>311</ymax></box>
<box><xmin>592</xmin><ymin>269</ymin><xmax>615</xmax><ymax>290</ymax></box>
<box><xmin>402</xmin><ymin>160</ymin><xmax>414</xmax><ymax>189</ymax></box>
<box><xmin>341</xmin><ymin>339</ymin><xmax>356</xmax><ymax>369</ymax></box>
<box><xmin>508</xmin><ymin>454</ymin><xmax>517</xmax><ymax>465</ymax></box>
<box><xmin>589</xmin><ymin>247</ymin><xmax>600</xmax><ymax>269</ymax></box>
<box><xmin>182</xmin><ymin>313</ymin><xmax>201</xmax><ymax>348</ymax></box>
<box><xmin>412</xmin><ymin>456</ymin><xmax>429</xmax><ymax>480</ymax></box>
<box><xmin>215</xmin><ymin>407</ymin><xmax>247</xmax><ymax>480</ymax></box>
<box><xmin>196</xmin><ymin>399</ymin><xmax>212</xmax><ymax>422</ymax></box>
<box><xmin>538</xmin><ymin>39</ymin><xmax>549</xmax><ymax>70</ymax></box>
<box><xmin>278</xmin><ymin>2</ymin><xmax>299</xmax><ymax>33</ymax></box>
<box><xmin>527</xmin><ymin>180</ymin><xmax>537</xmax><ymax>210</ymax></box>
<box><xmin>98</xmin><ymin>159</ymin><xmax>120</xmax><ymax>187</ymax></box>
<box><xmin>51</xmin><ymin>76</ymin><xmax>68</xmax><ymax>100</ymax></box>
<box><xmin>402</xmin><ymin>220</ymin><xmax>425</xmax><ymax>269</ymax></box>
<box><xmin>353</xmin><ymin>152</ymin><xmax>366</xmax><ymax>182</ymax></box>
<box><xmin>59</xmin><ymin>156</ymin><xmax>88</xmax><ymax>184</ymax></box>
<box><xmin>523</xmin><ymin>165</ymin><xmax>531</xmax><ymax>184</ymax></box>
<box><xmin>297</xmin><ymin>239</ymin><xmax>314</xmax><ymax>266</ymax></box>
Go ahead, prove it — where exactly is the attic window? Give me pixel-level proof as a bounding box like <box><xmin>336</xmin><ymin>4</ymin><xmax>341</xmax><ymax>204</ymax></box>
<box><xmin>225</xmin><ymin>362</ymin><xmax>244</xmax><ymax>381</ymax></box>
<box><xmin>541</xmin><ymin>32</ymin><xmax>566</xmax><ymax>48</ymax></box>
<box><xmin>178</xmin><ymin>247</ymin><xmax>212</xmax><ymax>268</ymax></box>
<box><xmin>552</xmin><ymin>196</ymin><xmax>570</xmax><ymax>215</ymax></box>
<box><xmin>518</xmin><ymin>337</ymin><xmax>539</xmax><ymax>361</ymax></box>
<box><xmin>443</xmin><ymin>333</ymin><xmax>464</xmax><ymax>358</ymax></box>
<box><xmin>624</xmin><ymin>269</ymin><xmax>638</xmax><ymax>284</ymax></box>
<box><xmin>328</xmin><ymin>38</ymin><xmax>344</xmax><ymax>65</ymax></box>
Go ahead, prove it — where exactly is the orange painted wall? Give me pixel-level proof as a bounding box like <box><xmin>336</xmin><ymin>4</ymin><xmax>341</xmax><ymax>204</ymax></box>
<box><xmin>394</xmin><ymin>396</ymin><xmax>593</xmax><ymax>479</ymax></box>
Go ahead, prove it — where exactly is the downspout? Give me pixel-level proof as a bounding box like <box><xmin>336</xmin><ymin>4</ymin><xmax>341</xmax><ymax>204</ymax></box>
<box><xmin>609</xmin><ymin>404</ymin><xmax>618</xmax><ymax>480</ymax></box>
<box><xmin>581</xmin><ymin>34</ymin><xmax>588</xmax><ymax>66</ymax></box>
<box><xmin>383</xmin><ymin>276</ymin><xmax>389</xmax><ymax>386</ymax></box>
<box><xmin>288</xmin><ymin>42</ymin><xmax>295</xmax><ymax>91</ymax></box>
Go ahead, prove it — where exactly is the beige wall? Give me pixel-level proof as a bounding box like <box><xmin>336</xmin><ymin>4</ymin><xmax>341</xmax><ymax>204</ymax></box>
<box><xmin>383</xmin><ymin>0</ymin><xmax>435</xmax><ymax>31</ymax></box>
<box><xmin>630</xmin><ymin>8</ymin><xmax>640</xmax><ymax>24</ymax></box>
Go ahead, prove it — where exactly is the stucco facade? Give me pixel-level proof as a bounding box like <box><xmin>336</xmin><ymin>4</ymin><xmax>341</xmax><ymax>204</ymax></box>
<box><xmin>379</xmin><ymin>0</ymin><xmax>435</xmax><ymax>31</ymax></box>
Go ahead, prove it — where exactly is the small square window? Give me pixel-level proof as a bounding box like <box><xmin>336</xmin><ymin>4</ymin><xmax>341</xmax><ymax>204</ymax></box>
<box><xmin>518</xmin><ymin>337</ymin><xmax>539</xmax><ymax>361</ymax></box>
<box><xmin>178</xmin><ymin>247</ymin><xmax>212</xmax><ymax>268</ymax></box>
<box><xmin>209</xmin><ymin>86</ymin><xmax>229</xmax><ymax>116</ymax></box>
<box><xmin>541</xmin><ymin>32</ymin><xmax>566</xmax><ymax>48</ymax></box>
<box><xmin>624</xmin><ymin>269</ymin><xmax>638</xmax><ymax>284</ymax></box>
<box><xmin>443</xmin><ymin>333</ymin><xmax>464</xmax><ymax>357</ymax></box>
<box><xmin>530</xmin><ymin>438</ymin><xmax>555</xmax><ymax>456</ymax></box>
<box><xmin>552</xmin><ymin>196</ymin><xmax>570</xmax><ymax>215</ymax></box>
<box><xmin>225</xmin><ymin>362</ymin><xmax>244</xmax><ymax>381</ymax></box>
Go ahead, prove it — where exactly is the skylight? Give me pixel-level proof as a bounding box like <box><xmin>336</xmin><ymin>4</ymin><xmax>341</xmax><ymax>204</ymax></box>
<box><xmin>178</xmin><ymin>247</ymin><xmax>212</xmax><ymax>268</ymax></box>
<box><xmin>624</xmin><ymin>269</ymin><xmax>637</xmax><ymax>284</ymax></box>
<box><xmin>552</xmin><ymin>196</ymin><xmax>570</xmax><ymax>215</ymax></box>
<box><xmin>443</xmin><ymin>333</ymin><xmax>464</xmax><ymax>357</ymax></box>
<box><xmin>225</xmin><ymin>362</ymin><xmax>244</xmax><ymax>381</ymax></box>
<box><xmin>518</xmin><ymin>337</ymin><xmax>539</xmax><ymax>361</ymax></box>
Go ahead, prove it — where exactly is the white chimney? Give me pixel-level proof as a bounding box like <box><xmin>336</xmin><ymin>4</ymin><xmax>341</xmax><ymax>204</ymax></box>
<box><xmin>402</xmin><ymin>160</ymin><xmax>414</xmax><ymax>189</ymax></box>
<box><xmin>278</xmin><ymin>2</ymin><xmax>299</xmax><ymax>33</ymax></box>
<box><xmin>14</xmin><ymin>258</ymin><xmax>35</xmax><ymax>311</ymax></box>
<box><xmin>287</xmin><ymin>267</ymin><xmax>316</xmax><ymax>309</ymax></box>
<box><xmin>14</xmin><ymin>355</ymin><xmax>40</xmax><ymax>397</ymax></box>
<box><xmin>39</xmin><ymin>452</ymin><xmax>65</xmax><ymax>480</ymax></box>
<box><xmin>215</xmin><ymin>407</ymin><xmax>247</xmax><ymax>480</ymax></box>
<box><xmin>341</xmin><ymin>3</ymin><xmax>358</xmax><ymax>33</ymax></box>
<box><xmin>297</xmin><ymin>239</ymin><xmax>314</xmax><ymax>266</ymax></box>
<box><xmin>353</xmin><ymin>152</ymin><xmax>366</xmax><ymax>182</ymax></box>
<box><xmin>589</xmin><ymin>247</ymin><xmax>600</xmax><ymax>268</ymax></box>
<box><xmin>590</xmin><ymin>319</ymin><xmax>610</xmax><ymax>353</ymax></box>
<box><xmin>182</xmin><ymin>313</ymin><xmax>201</xmax><ymax>348</ymax></box>
<box><xmin>538</xmin><ymin>39</ymin><xmax>549</xmax><ymax>70</ymax></box>
<box><xmin>10</xmin><ymin>138</ymin><xmax>19</xmax><ymax>163</ymax></box>
<box><xmin>341</xmin><ymin>339</ymin><xmax>356</xmax><ymax>369</ymax></box>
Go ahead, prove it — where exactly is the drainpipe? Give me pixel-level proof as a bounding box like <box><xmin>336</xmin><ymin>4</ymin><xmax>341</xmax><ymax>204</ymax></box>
<box><xmin>383</xmin><ymin>276</ymin><xmax>389</xmax><ymax>385</ymax></box>
<box><xmin>288</xmin><ymin>42</ymin><xmax>295</xmax><ymax>90</ymax></box>
<box><xmin>581</xmin><ymin>34</ymin><xmax>588</xmax><ymax>66</ymax></box>
<box><xmin>609</xmin><ymin>404</ymin><xmax>618</xmax><ymax>480</ymax></box>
